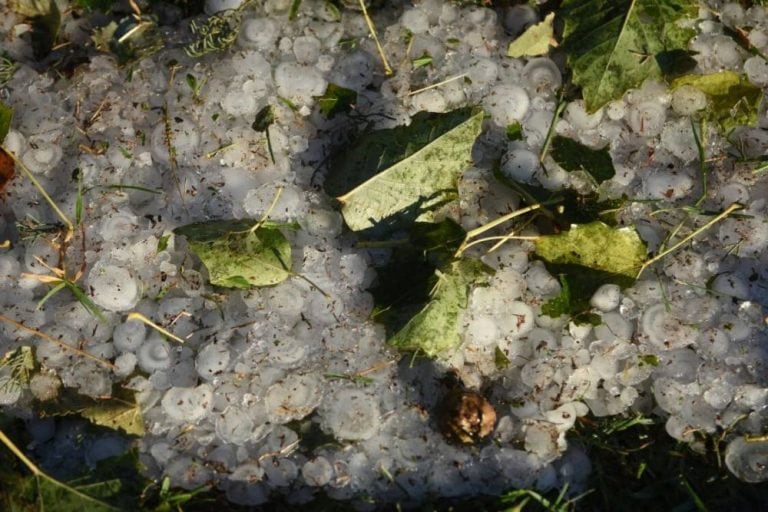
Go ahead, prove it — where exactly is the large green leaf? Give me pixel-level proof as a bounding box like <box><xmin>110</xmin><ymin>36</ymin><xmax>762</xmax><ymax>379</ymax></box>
<box><xmin>535</xmin><ymin>221</ymin><xmax>647</xmax><ymax>278</ymax></box>
<box><xmin>671</xmin><ymin>71</ymin><xmax>762</xmax><ymax>132</ymax></box>
<box><xmin>174</xmin><ymin>219</ymin><xmax>292</xmax><ymax>289</ymax></box>
<box><xmin>388</xmin><ymin>258</ymin><xmax>492</xmax><ymax>357</ymax></box>
<box><xmin>327</xmin><ymin>108</ymin><xmax>484</xmax><ymax>232</ymax></box>
<box><xmin>560</xmin><ymin>0</ymin><xmax>697</xmax><ymax>112</ymax></box>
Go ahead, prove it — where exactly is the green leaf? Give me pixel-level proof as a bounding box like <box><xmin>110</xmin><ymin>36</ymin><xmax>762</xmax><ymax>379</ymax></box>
<box><xmin>671</xmin><ymin>71</ymin><xmax>762</xmax><ymax>132</ymax></box>
<box><xmin>507</xmin><ymin>12</ymin><xmax>556</xmax><ymax>58</ymax></box>
<box><xmin>329</xmin><ymin>108</ymin><xmax>484</xmax><ymax>232</ymax></box>
<box><xmin>560</xmin><ymin>0</ymin><xmax>697</xmax><ymax>112</ymax></box>
<box><xmin>388</xmin><ymin>258</ymin><xmax>492</xmax><ymax>357</ymax></box>
<box><xmin>494</xmin><ymin>346</ymin><xmax>510</xmax><ymax>370</ymax></box>
<box><xmin>157</xmin><ymin>234</ymin><xmax>170</xmax><ymax>253</ymax></box>
<box><xmin>80</xmin><ymin>394</ymin><xmax>145</xmax><ymax>437</ymax></box>
<box><xmin>252</xmin><ymin>105</ymin><xmax>275</xmax><ymax>132</ymax></box>
<box><xmin>541</xmin><ymin>274</ymin><xmax>573</xmax><ymax>318</ymax></box>
<box><xmin>0</xmin><ymin>101</ymin><xmax>12</xmax><ymax>144</ymax></box>
<box><xmin>316</xmin><ymin>83</ymin><xmax>357</xmax><ymax>118</ymax></box>
<box><xmin>535</xmin><ymin>221</ymin><xmax>647</xmax><ymax>278</ymax></box>
<box><xmin>541</xmin><ymin>274</ymin><xmax>602</xmax><ymax>324</ymax></box>
<box><xmin>174</xmin><ymin>219</ymin><xmax>292</xmax><ymax>288</ymax></box>
<box><xmin>412</xmin><ymin>52</ymin><xmax>433</xmax><ymax>69</ymax></box>
<box><xmin>506</xmin><ymin>121</ymin><xmax>524</xmax><ymax>141</ymax></box>
<box><xmin>550</xmin><ymin>135</ymin><xmax>616</xmax><ymax>184</ymax></box>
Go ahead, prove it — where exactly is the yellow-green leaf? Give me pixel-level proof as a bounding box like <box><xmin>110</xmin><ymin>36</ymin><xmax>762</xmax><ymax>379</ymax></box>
<box><xmin>507</xmin><ymin>12</ymin><xmax>557</xmax><ymax>58</ymax></box>
<box><xmin>535</xmin><ymin>221</ymin><xmax>647</xmax><ymax>278</ymax></box>
<box><xmin>174</xmin><ymin>219</ymin><xmax>292</xmax><ymax>288</ymax></box>
<box><xmin>80</xmin><ymin>395</ymin><xmax>145</xmax><ymax>436</ymax></box>
<box><xmin>671</xmin><ymin>71</ymin><xmax>762</xmax><ymax>132</ymax></box>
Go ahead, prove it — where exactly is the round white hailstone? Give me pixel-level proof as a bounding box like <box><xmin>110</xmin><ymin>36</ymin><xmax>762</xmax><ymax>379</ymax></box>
<box><xmin>99</xmin><ymin>210</ymin><xmax>139</xmax><ymax>242</ymax></box>
<box><xmin>642</xmin><ymin>169</ymin><xmax>693</xmax><ymax>200</ymax></box>
<box><xmin>196</xmin><ymin>342</ymin><xmax>231</xmax><ymax>378</ymax></box>
<box><xmin>166</xmin><ymin>456</ymin><xmax>212</xmax><ymax>490</ymax></box>
<box><xmin>720</xmin><ymin>2</ymin><xmax>746</xmax><ymax>27</ymax></box>
<box><xmin>641</xmin><ymin>303</ymin><xmax>697</xmax><ymax>350</ymax></box>
<box><xmin>749</xmin><ymin>27</ymin><xmax>768</xmax><ymax>50</ymax></box>
<box><xmin>490</xmin><ymin>268</ymin><xmax>526</xmax><ymax>299</ymax></box>
<box><xmin>29</xmin><ymin>373</ymin><xmax>61</xmax><ymax>401</ymax></box>
<box><xmin>3</xmin><ymin>130</ymin><xmax>25</xmax><ymax>155</ymax></box>
<box><xmin>590</xmin><ymin>284</ymin><xmax>621</xmax><ymax>312</ymax></box>
<box><xmin>503</xmin><ymin>4</ymin><xmax>537</xmax><ymax>35</ymax></box>
<box><xmin>302</xmin><ymin>208</ymin><xmax>343</xmax><ymax>238</ymax></box>
<box><xmin>466</xmin><ymin>314</ymin><xmax>499</xmax><ymax>347</ymax></box>
<box><xmin>204</xmin><ymin>0</ymin><xmax>244</xmax><ymax>13</ymax></box>
<box><xmin>710</xmin><ymin>272</ymin><xmax>750</xmax><ymax>300</ymax></box>
<box><xmin>302</xmin><ymin>457</ymin><xmax>333</xmax><ymax>486</ymax></box>
<box><xmin>410</xmin><ymin>90</ymin><xmax>447</xmax><ymax>113</ymax></box>
<box><xmin>719</xmin><ymin>217</ymin><xmax>768</xmax><ymax>257</ymax></box>
<box><xmin>697</xmin><ymin>328</ymin><xmax>730</xmax><ymax>359</ymax></box>
<box><xmin>244</xmin><ymin>182</ymin><xmax>305</xmax><ymax>221</ymax></box>
<box><xmin>501</xmin><ymin>147</ymin><xmax>540</xmax><ymax>184</ymax></box>
<box><xmin>725</xmin><ymin>437</ymin><xmax>768</xmax><ymax>483</ymax></box>
<box><xmin>544</xmin><ymin>402</ymin><xmax>589</xmax><ymax>432</ymax></box>
<box><xmin>661</xmin><ymin>119</ymin><xmax>698</xmax><ymax>163</ymax></box>
<box><xmin>150</xmin><ymin>121</ymin><xmax>199</xmax><ymax>165</ymax></box>
<box><xmin>536</xmin><ymin>158</ymin><xmax>569</xmax><ymax>191</ymax></box>
<box><xmin>670</xmin><ymin>85</ymin><xmax>707</xmax><ymax>116</ymax></box>
<box><xmin>274</xmin><ymin>62</ymin><xmax>327</xmax><ymax>102</ymax></box>
<box><xmin>401</xmin><ymin>8</ymin><xmax>429</xmax><ymax>33</ymax></box>
<box><xmin>525</xmin><ymin>263</ymin><xmax>560</xmax><ymax>297</ymax></box>
<box><xmin>467</xmin><ymin>58</ymin><xmax>499</xmax><ymax>87</ymax></box>
<box><xmin>88</xmin><ymin>263</ymin><xmax>139</xmax><ymax>311</ymax></box>
<box><xmin>161</xmin><ymin>384</ymin><xmax>214</xmax><ymax>423</ymax></box>
<box><xmin>562</xmin><ymin>367</ymin><xmax>600</xmax><ymax>400</ymax></box>
<box><xmin>267</xmin><ymin>335</ymin><xmax>309</xmax><ymax>368</ymax></box>
<box><xmin>35</xmin><ymin>325</ymin><xmax>79</xmax><ymax>367</ymax></box>
<box><xmin>215</xmin><ymin>407</ymin><xmax>257</xmax><ymax>445</ymax></box>
<box><xmin>716</xmin><ymin>183</ymin><xmax>750</xmax><ymax>207</ymax></box>
<box><xmin>522</xmin><ymin>58</ymin><xmax>562</xmax><ymax>94</ymax></box>
<box><xmin>703</xmin><ymin>382</ymin><xmax>734</xmax><ymax>410</ymax></box>
<box><xmin>564</xmin><ymin>100</ymin><xmax>602</xmax><ymax>130</ymax></box>
<box><xmin>113</xmin><ymin>352</ymin><xmax>137</xmax><ymax>377</ymax></box>
<box><xmin>627</xmin><ymin>100</ymin><xmax>666</xmax><ymax>137</ymax></box>
<box><xmin>714</xmin><ymin>38</ymin><xmax>743</xmax><ymax>68</ymax></box>
<box><xmin>264</xmin><ymin>374</ymin><xmax>323</xmax><ymax>423</ymax></box>
<box><xmin>21</xmin><ymin>143</ymin><xmax>62</xmax><ymax>174</ymax></box>
<box><xmin>524</xmin><ymin>422</ymin><xmax>561</xmax><ymax>462</ymax></box>
<box><xmin>340</xmin><ymin>253</ymin><xmax>371</xmax><ymax>287</ymax></box>
<box><xmin>137</xmin><ymin>336</ymin><xmax>173</xmax><ymax>372</ymax></box>
<box><xmin>293</xmin><ymin>36</ymin><xmax>321</xmax><ymax>64</ymax></box>
<box><xmin>113</xmin><ymin>319</ymin><xmax>146</xmax><ymax>352</ymax></box>
<box><xmin>0</xmin><ymin>255</ymin><xmax>20</xmax><ymax>285</ymax></box>
<box><xmin>265</xmin><ymin>282</ymin><xmax>305</xmax><ymax>320</ymax></box>
<box><xmin>322</xmin><ymin>389</ymin><xmax>380</xmax><ymax>441</ymax></box>
<box><xmin>485</xmin><ymin>85</ymin><xmax>530</xmax><ymax>126</ymax></box>
<box><xmin>653</xmin><ymin>377</ymin><xmax>694</xmax><ymax>415</ymax></box>
<box><xmin>221</xmin><ymin>80</ymin><xmax>267</xmax><ymax>117</ymax></box>
<box><xmin>605</xmin><ymin>100</ymin><xmax>626</xmax><ymax>120</ymax></box>
<box><xmin>593</xmin><ymin>312</ymin><xmax>633</xmax><ymax>342</ymax></box>
<box><xmin>499</xmin><ymin>301</ymin><xmax>536</xmax><ymax>338</ymax></box>
<box><xmin>239</xmin><ymin>18</ymin><xmax>279</xmax><ymax>51</ymax></box>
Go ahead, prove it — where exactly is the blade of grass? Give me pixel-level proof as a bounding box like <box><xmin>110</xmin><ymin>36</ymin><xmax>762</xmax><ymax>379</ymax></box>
<box><xmin>358</xmin><ymin>0</ymin><xmax>392</xmax><ymax>75</ymax></box>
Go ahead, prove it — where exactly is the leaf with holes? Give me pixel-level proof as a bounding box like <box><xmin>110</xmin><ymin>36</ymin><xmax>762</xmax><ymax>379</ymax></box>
<box><xmin>174</xmin><ymin>219</ymin><xmax>292</xmax><ymax>288</ymax></box>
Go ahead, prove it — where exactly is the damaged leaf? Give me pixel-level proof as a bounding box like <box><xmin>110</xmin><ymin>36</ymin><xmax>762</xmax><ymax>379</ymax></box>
<box><xmin>174</xmin><ymin>219</ymin><xmax>292</xmax><ymax>289</ymax></box>
<box><xmin>507</xmin><ymin>12</ymin><xmax>557</xmax><ymax>58</ymax></box>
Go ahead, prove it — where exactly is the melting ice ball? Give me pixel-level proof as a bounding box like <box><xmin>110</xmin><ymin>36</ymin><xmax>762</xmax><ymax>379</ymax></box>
<box><xmin>725</xmin><ymin>437</ymin><xmax>768</xmax><ymax>483</ymax></box>
<box><xmin>88</xmin><ymin>262</ymin><xmax>140</xmax><ymax>312</ymax></box>
<box><xmin>321</xmin><ymin>389</ymin><xmax>380</xmax><ymax>441</ymax></box>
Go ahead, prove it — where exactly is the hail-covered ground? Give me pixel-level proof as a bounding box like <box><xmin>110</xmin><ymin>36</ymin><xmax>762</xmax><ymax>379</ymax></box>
<box><xmin>1</xmin><ymin>0</ymin><xmax>768</xmax><ymax>507</ymax></box>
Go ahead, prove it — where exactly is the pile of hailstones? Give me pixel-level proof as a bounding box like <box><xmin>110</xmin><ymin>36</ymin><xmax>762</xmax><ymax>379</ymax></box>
<box><xmin>0</xmin><ymin>0</ymin><xmax>767</xmax><ymax>506</ymax></box>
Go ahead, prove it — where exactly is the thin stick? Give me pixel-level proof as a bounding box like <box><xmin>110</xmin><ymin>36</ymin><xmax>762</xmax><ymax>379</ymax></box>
<box><xmin>461</xmin><ymin>234</ymin><xmax>539</xmax><ymax>253</ymax></box>
<box><xmin>636</xmin><ymin>203</ymin><xmax>743</xmax><ymax>278</ymax></box>
<box><xmin>358</xmin><ymin>0</ymin><xmax>393</xmax><ymax>75</ymax></box>
<box><xmin>0</xmin><ymin>315</ymin><xmax>116</xmax><ymax>370</ymax></box>
<box><xmin>539</xmin><ymin>93</ymin><xmax>567</xmax><ymax>163</ymax></box>
<box><xmin>126</xmin><ymin>312</ymin><xmax>186</xmax><ymax>344</ymax></box>
<box><xmin>455</xmin><ymin>202</ymin><xmax>553</xmax><ymax>257</ymax></box>
<box><xmin>0</xmin><ymin>429</ymin><xmax>42</xmax><ymax>475</ymax></box>
<box><xmin>10</xmin><ymin>153</ymin><xmax>73</xmax><ymax>236</ymax></box>
<box><xmin>406</xmin><ymin>74</ymin><xmax>467</xmax><ymax>96</ymax></box>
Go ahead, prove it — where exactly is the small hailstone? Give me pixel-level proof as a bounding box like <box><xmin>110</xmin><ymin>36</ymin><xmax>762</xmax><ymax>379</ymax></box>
<box><xmin>264</xmin><ymin>374</ymin><xmax>323</xmax><ymax>423</ymax></box>
<box><xmin>302</xmin><ymin>457</ymin><xmax>333</xmax><ymax>486</ymax></box>
<box><xmin>401</xmin><ymin>8</ymin><xmax>430</xmax><ymax>34</ymax></box>
<box><xmin>274</xmin><ymin>62</ymin><xmax>327</xmax><ymax>103</ymax></box>
<box><xmin>590</xmin><ymin>284</ymin><xmax>621</xmax><ymax>312</ymax></box>
<box><xmin>501</xmin><ymin>146</ymin><xmax>540</xmax><ymax>184</ymax></box>
<box><xmin>671</xmin><ymin>85</ymin><xmax>707</xmax><ymax>116</ymax></box>
<box><xmin>522</xmin><ymin>58</ymin><xmax>562</xmax><ymax>94</ymax></box>
<box><xmin>196</xmin><ymin>342</ymin><xmax>231</xmax><ymax>378</ymax></box>
<box><xmin>113</xmin><ymin>319</ymin><xmax>146</xmax><ymax>352</ymax></box>
<box><xmin>239</xmin><ymin>18</ymin><xmax>279</xmax><ymax>51</ymax></box>
<box><xmin>321</xmin><ymin>388</ymin><xmax>380</xmax><ymax>441</ymax></box>
<box><xmin>137</xmin><ymin>336</ymin><xmax>173</xmax><ymax>372</ymax></box>
<box><xmin>726</xmin><ymin>437</ymin><xmax>768</xmax><ymax>483</ymax></box>
<box><xmin>293</xmin><ymin>36</ymin><xmax>321</xmax><ymax>64</ymax></box>
<box><xmin>161</xmin><ymin>384</ymin><xmax>214</xmax><ymax>423</ymax></box>
<box><xmin>627</xmin><ymin>100</ymin><xmax>666</xmax><ymax>137</ymax></box>
<box><xmin>21</xmin><ymin>143</ymin><xmax>62</xmax><ymax>174</ymax></box>
<box><xmin>485</xmin><ymin>85</ymin><xmax>530</xmax><ymax>126</ymax></box>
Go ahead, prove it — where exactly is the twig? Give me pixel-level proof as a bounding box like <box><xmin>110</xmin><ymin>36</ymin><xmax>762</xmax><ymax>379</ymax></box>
<box><xmin>0</xmin><ymin>315</ymin><xmax>116</xmax><ymax>370</ymax></box>
<box><xmin>636</xmin><ymin>203</ymin><xmax>743</xmax><ymax>278</ymax></box>
<box><xmin>358</xmin><ymin>0</ymin><xmax>392</xmax><ymax>75</ymax></box>
<box><xmin>406</xmin><ymin>74</ymin><xmax>467</xmax><ymax>96</ymax></box>
<box><xmin>126</xmin><ymin>312</ymin><xmax>186</xmax><ymax>344</ymax></box>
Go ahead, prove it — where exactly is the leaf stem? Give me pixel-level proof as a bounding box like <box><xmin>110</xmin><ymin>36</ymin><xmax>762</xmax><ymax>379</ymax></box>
<box><xmin>539</xmin><ymin>92</ymin><xmax>567</xmax><ymax>163</ymax></box>
<box><xmin>636</xmin><ymin>203</ymin><xmax>743</xmax><ymax>278</ymax></box>
<box><xmin>406</xmin><ymin>74</ymin><xmax>467</xmax><ymax>96</ymax></box>
<box><xmin>0</xmin><ymin>429</ymin><xmax>42</xmax><ymax>476</ymax></box>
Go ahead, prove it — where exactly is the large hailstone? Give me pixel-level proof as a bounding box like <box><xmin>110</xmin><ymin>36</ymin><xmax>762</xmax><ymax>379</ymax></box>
<box><xmin>725</xmin><ymin>437</ymin><xmax>768</xmax><ymax>483</ymax></box>
<box><xmin>161</xmin><ymin>384</ymin><xmax>214</xmax><ymax>423</ymax></box>
<box><xmin>264</xmin><ymin>374</ymin><xmax>323</xmax><ymax>423</ymax></box>
<box><xmin>88</xmin><ymin>263</ymin><xmax>140</xmax><ymax>312</ymax></box>
<box><xmin>321</xmin><ymin>389</ymin><xmax>380</xmax><ymax>441</ymax></box>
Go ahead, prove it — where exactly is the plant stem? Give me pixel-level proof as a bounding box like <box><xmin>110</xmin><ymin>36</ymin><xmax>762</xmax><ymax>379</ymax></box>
<box><xmin>359</xmin><ymin>0</ymin><xmax>393</xmax><ymax>75</ymax></box>
<box><xmin>11</xmin><ymin>153</ymin><xmax>73</xmax><ymax>236</ymax></box>
<box><xmin>0</xmin><ymin>429</ymin><xmax>42</xmax><ymax>476</ymax></box>
<box><xmin>636</xmin><ymin>203</ymin><xmax>743</xmax><ymax>278</ymax></box>
<box><xmin>127</xmin><ymin>312</ymin><xmax>186</xmax><ymax>344</ymax></box>
<box><xmin>539</xmin><ymin>92</ymin><xmax>567</xmax><ymax>163</ymax></box>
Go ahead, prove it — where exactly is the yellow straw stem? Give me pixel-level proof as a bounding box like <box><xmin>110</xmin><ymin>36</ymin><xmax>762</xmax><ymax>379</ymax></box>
<box><xmin>358</xmin><ymin>0</ymin><xmax>393</xmax><ymax>75</ymax></box>
<box><xmin>126</xmin><ymin>312</ymin><xmax>186</xmax><ymax>344</ymax></box>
